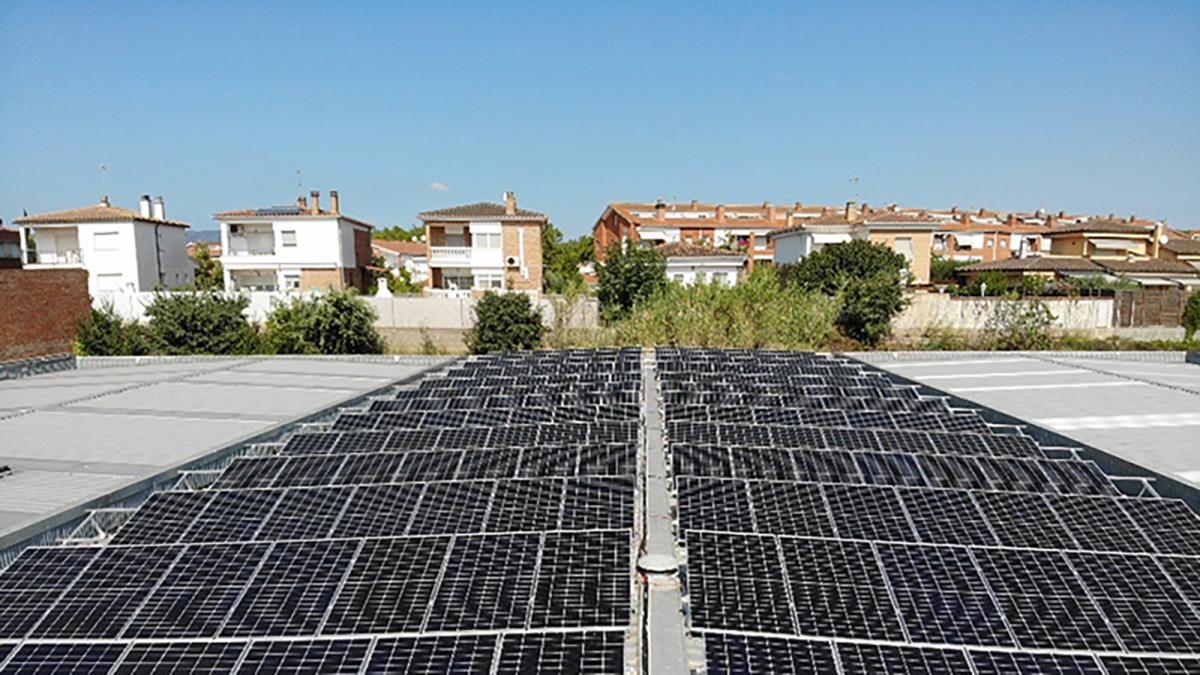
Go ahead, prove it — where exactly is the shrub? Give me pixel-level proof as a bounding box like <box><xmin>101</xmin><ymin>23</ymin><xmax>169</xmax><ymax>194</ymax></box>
<box><xmin>837</xmin><ymin>274</ymin><xmax>908</xmax><ymax>346</ymax></box>
<box><xmin>784</xmin><ymin>240</ymin><xmax>909</xmax><ymax>346</ymax></box>
<box><xmin>465</xmin><ymin>292</ymin><xmax>546</xmax><ymax>354</ymax></box>
<box><xmin>75</xmin><ymin>303</ymin><xmax>147</xmax><ymax>356</ymax></box>
<box><xmin>264</xmin><ymin>290</ymin><xmax>385</xmax><ymax>354</ymax></box>
<box><xmin>613</xmin><ymin>266</ymin><xmax>836</xmax><ymax>349</ymax></box>
<box><xmin>983</xmin><ymin>299</ymin><xmax>1057</xmax><ymax>350</ymax></box>
<box><xmin>543</xmin><ymin>224</ymin><xmax>594</xmax><ymax>295</ymax></box>
<box><xmin>144</xmin><ymin>292</ymin><xmax>260</xmax><ymax>355</ymax></box>
<box><xmin>596</xmin><ymin>240</ymin><xmax>666</xmax><ymax>321</ymax></box>
<box><xmin>192</xmin><ymin>246</ymin><xmax>224</xmax><ymax>291</ymax></box>
<box><xmin>931</xmin><ymin>256</ymin><xmax>970</xmax><ymax>284</ymax></box>
<box><xmin>962</xmin><ymin>270</ymin><xmax>1010</xmax><ymax>297</ymax></box>
<box><xmin>1183</xmin><ymin>293</ymin><xmax>1200</xmax><ymax>341</ymax></box>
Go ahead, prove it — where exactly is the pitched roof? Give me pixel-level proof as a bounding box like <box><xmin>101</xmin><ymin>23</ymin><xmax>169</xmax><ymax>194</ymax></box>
<box><xmin>419</xmin><ymin>202</ymin><xmax>546</xmax><ymax>222</ymax></box>
<box><xmin>371</xmin><ymin>239</ymin><xmax>426</xmax><ymax>256</ymax></box>
<box><xmin>1046</xmin><ymin>218</ymin><xmax>1155</xmax><ymax>236</ymax></box>
<box><xmin>656</xmin><ymin>242</ymin><xmax>746</xmax><ymax>259</ymax></box>
<box><xmin>1162</xmin><ymin>238</ymin><xmax>1200</xmax><ymax>256</ymax></box>
<box><xmin>214</xmin><ymin>205</ymin><xmax>374</xmax><ymax>229</ymax></box>
<box><xmin>862</xmin><ymin>211</ymin><xmax>940</xmax><ymax>226</ymax></box>
<box><xmin>15</xmin><ymin>202</ymin><xmax>189</xmax><ymax>228</ymax></box>
<box><xmin>1095</xmin><ymin>258</ymin><xmax>1200</xmax><ymax>275</ymax></box>
<box><xmin>959</xmin><ymin>257</ymin><xmax>1104</xmax><ymax>273</ymax></box>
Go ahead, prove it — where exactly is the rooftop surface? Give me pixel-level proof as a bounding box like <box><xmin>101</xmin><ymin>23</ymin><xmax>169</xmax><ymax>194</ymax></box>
<box><xmin>860</xmin><ymin>352</ymin><xmax>1200</xmax><ymax>489</ymax></box>
<box><xmin>0</xmin><ymin>356</ymin><xmax>450</xmax><ymax>551</ymax></box>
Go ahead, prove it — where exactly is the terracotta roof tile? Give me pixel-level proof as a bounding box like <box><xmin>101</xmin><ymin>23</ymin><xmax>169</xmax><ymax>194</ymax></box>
<box><xmin>371</xmin><ymin>240</ymin><xmax>426</xmax><ymax>256</ymax></box>
<box><xmin>656</xmin><ymin>242</ymin><xmax>746</xmax><ymax>258</ymax></box>
<box><xmin>15</xmin><ymin>203</ymin><xmax>189</xmax><ymax>228</ymax></box>
<box><xmin>1162</xmin><ymin>238</ymin><xmax>1200</xmax><ymax>256</ymax></box>
<box><xmin>419</xmin><ymin>202</ymin><xmax>546</xmax><ymax>221</ymax></box>
<box><xmin>1047</xmin><ymin>219</ymin><xmax>1155</xmax><ymax>236</ymax></box>
<box><xmin>1096</xmin><ymin>259</ymin><xmax>1200</xmax><ymax>275</ymax></box>
<box><xmin>214</xmin><ymin>205</ymin><xmax>375</xmax><ymax>229</ymax></box>
<box><xmin>960</xmin><ymin>257</ymin><xmax>1103</xmax><ymax>273</ymax></box>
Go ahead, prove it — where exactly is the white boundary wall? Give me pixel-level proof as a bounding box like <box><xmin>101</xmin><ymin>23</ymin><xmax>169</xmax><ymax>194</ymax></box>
<box><xmin>93</xmin><ymin>291</ymin><xmax>599</xmax><ymax>330</ymax></box>
<box><xmin>893</xmin><ymin>293</ymin><xmax>1115</xmax><ymax>333</ymax></box>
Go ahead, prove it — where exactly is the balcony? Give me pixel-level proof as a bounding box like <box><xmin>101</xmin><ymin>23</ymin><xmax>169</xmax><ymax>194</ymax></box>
<box><xmin>227</xmin><ymin>235</ymin><xmax>275</xmax><ymax>257</ymax></box>
<box><xmin>429</xmin><ymin>288</ymin><xmax>472</xmax><ymax>299</ymax></box>
<box><xmin>429</xmin><ymin>246</ymin><xmax>472</xmax><ymax>266</ymax></box>
<box><xmin>28</xmin><ymin>249</ymin><xmax>83</xmax><ymax>265</ymax></box>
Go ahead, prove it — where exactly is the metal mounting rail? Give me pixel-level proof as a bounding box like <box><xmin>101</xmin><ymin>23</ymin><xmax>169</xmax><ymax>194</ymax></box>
<box><xmin>638</xmin><ymin>348</ymin><xmax>689</xmax><ymax>675</ymax></box>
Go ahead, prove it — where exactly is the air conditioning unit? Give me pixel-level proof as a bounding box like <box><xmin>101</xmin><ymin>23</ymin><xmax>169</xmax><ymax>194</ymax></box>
<box><xmin>505</xmin><ymin>255</ymin><xmax>520</xmax><ymax>267</ymax></box>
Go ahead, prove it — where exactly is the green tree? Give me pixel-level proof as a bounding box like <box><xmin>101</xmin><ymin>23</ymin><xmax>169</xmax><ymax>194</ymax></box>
<box><xmin>144</xmin><ymin>292</ymin><xmax>260</xmax><ymax>355</ymax></box>
<box><xmin>930</xmin><ymin>256</ymin><xmax>969</xmax><ymax>284</ymax></box>
<box><xmin>465</xmin><ymin>292</ymin><xmax>546</xmax><ymax>353</ymax></box>
<box><xmin>786</xmin><ymin>240</ymin><xmax>909</xmax><ymax>345</ymax></box>
<box><xmin>1184</xmin><ymin>293</ymin><xmax>1200</xmax><ymax>341</ymax></box>
<box><xmin>596</xmin><ymin>240</ymin><xmax>667</xmax><ymax>321</ymax></box>
<box><xmin>963</xmin><ymin>270</ymin><xmax>1010</xmax><ymax>297</ymax></box>
<box><xmin>542</xmin><ymin>223</ymin><xmax>594</xmax><ymax>295</ymax></box>
<box><xmin>368</xmin><ymin>253</ymin><xmax>423</xmax><ymax>294</ymax></box>
<box><xmin>374</xmin><ymin>224</ymin><xmax>425</xmax><ymax>241</ymax></box>
<box><xmin>75</xmin><ymin>303</ymin><xmax>147</xmax><ymax>356</ymax></box>
<box><xmin>264</xmin><ymin>289</ymin><xmax>385</xmax><ymax>354</ymax></box>
<box><xmin>192</xmin><ymin>246</ymin><xmax>224</xmax><ymax>291</ymax></box>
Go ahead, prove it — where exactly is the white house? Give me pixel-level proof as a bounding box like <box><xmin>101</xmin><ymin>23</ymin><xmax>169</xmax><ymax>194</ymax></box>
<box><xmin>658</xmin><ymin>242</ymin><xmax>746</xmax><ymax>286</ymax></box>
<box><xmin>15</xmin><ymin>195</ymin><xmax>192</xmax><ymax>294</ymax></box>
<box><xmin>370</xmin><ymin>239</ymin><xmax>429</xmax><ymax>284</ymax></box>
<box><xmin>214</xmin><ymin>190</ymin><xmax>373</xmax><ymax>292</ymax></box>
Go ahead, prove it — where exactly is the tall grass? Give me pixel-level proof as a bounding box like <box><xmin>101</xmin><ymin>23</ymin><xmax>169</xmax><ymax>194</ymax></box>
<box><xmin>611</xmin><ymin>266</ymin><xmax>836</xmax><ymax>349</ymax></box>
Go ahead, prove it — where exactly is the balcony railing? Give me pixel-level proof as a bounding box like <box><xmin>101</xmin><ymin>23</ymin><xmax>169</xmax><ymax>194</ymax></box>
<box><xmin>29</xmin><ymin>249</ymin><xmax>83</xmax><ymax>265</ymax></box>
<box><xmin>429</xmin><ymin>246</ymin><xmax>472</xmax><ymax>265</ymax></box>
<box><xmin>227</xmin><ymin>236</ymin><xmax>275</xmax><ymax>257</ymax></box>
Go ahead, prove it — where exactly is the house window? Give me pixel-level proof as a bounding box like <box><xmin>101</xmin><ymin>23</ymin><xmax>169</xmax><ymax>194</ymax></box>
<box><xmin>475</xmin><ymin>274</ymin><xmax>503</xmax><ymax>290</ymax></box>
<box><xmin>283</xmin><ymin>274</ymin><xmax>301</xmax><ymax>290</ymax></box>
<box><xmin>894</xmin><ymin>237</ymin><xmax>914</xmax><ymax>262</ymax></box>
<box><xmin>476</xmin><ymin>233</ymin><xmax>502</xmax><ymax>249</ymax></box>
<box><xmin>94</xmin><ymin>232</ymin><xmax>119</xmax><ymax>251</ymax></box>
<box><xmin>281</xmin><ymin>230</ymin><xmax>297</xmax><ymax>247</ymax></box>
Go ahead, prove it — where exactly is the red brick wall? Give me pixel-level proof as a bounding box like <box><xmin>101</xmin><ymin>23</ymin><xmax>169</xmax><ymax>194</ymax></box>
<box><xmin>0</xmin><ymin>269</ymin><xmax>91</xmax><ymax>362</ymax></box>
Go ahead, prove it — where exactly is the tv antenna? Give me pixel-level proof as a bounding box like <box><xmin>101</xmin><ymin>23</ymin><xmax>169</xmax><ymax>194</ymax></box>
<box><xmin>100</xmin><ymin>163</ymin><xmax>108</xmax><ymax>195</ymax></box>
<box><xmin>296</xmin><ymin>168</ymin><xmax>304</xmax><ymax>195</ymax></box>
<box><xmin>850</xmin><ymin>176</ymin><xmax>860</xmax><ymax>201</ymax></box>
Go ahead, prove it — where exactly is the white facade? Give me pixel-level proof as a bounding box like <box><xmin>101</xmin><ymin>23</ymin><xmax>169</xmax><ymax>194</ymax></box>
<box><xmin>21</xmin><ymin>218</ymin><xmax>192</xmax><ymax>295</ymax></box>
<box><xmin>771</xmin><ymin>228</ymin><xmax>854</xmax><ymax>265</ymax></box>
<box><xmin>218</xmin><ymin>215</ymin><xmax>366</xmax><ymax>291</ymax></box>
<box><xmin>371</xmin><ymin>244</ymin><xmax>430</xmax><ymax>283</ymax></box>
<box><xmin>665</xmin><ymin>256</ymin><xmax>745</xmax><ymax>286</ymax></box>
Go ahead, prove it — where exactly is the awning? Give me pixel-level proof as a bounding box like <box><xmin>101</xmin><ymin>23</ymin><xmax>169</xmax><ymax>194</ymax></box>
<box><xmin>1089</xmin><ymin>238</ymin><xmax>1139</xmax><ymax>251</ymax></box>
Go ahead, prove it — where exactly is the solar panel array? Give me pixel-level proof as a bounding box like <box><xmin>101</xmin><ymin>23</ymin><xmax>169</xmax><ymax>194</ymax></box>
<box><xmin>0</xmin><ymin>349</ymin><xmax>640</xmax><ymax>674</ymax></box>
<box><xmin>659</xmin><ymin>348</ymin><xmax>1200</xmax><ymax>674</ymax></box>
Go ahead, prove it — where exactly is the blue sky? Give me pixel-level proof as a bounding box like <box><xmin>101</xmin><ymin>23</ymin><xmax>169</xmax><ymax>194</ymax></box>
<box><xmin>1</xmin><ymin>1</ymin><xmax>1197</xmax><ymax>237</ymax></box>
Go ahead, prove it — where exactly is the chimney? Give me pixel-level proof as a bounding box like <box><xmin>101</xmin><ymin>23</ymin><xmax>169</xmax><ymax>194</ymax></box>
<box><xmin>298</xmin><ymin>195</ymin><xmax>308</xmax><ymax>209</ymax></box>
<box><xmin>844</xmin><ymin>200</ymin><xmax>860</xmax><ymax>222</ymax></box>
<box><xmin>1058</xmin><ymin>211</ymin><xmax>1067</xmax><ymax>219</ymax></box>
<box><xmin>1152</xmin><ymin>222</ymin><xmax>1165</xmax><ymax>258</ymax></box>
<box><xmin>689</xmin><ymin>199</ymin><xmax>698</xmax><ymax>209</ymax></box>
<box><xmin>139</xmin><ymin>195</ymin><xmax>152</xmax><ymax>219</ymax></box>
<box><xmin>310</xmin><ymin>191</ymin><xmax>320</xmax><ymax>215</ymax></box>
<box><xmin>793</xmin><ymin>201</ymin><xmax>803</xmax><ymax>211</ymax></box>
<box><xmin>504</xmin><ymin>191</ymin><xmax>517</xmax><ymax>216</ymax></box>
<box><xmin>785</xmin><ymin>211</ymin><xmax>795</xmax><ymax>229</ymax></box>
<box><xmin>715</xmin><ymin>204</ymin><xmax>726</xmax><ymax>223</ymax></box>
<box><xmin>330</xmin><ymin>190</ymin><xmax>340</xmax><ymax>214</ymax></box>
<box><xmin>888</xmin><ymin>203</ymin><xmax>898</xmax><ymax>213</ymax></box>
<box><xmin>654</xmin><ymin>199</ymin><xmax>666</xmax><ymax>221</ymax></box>
<box><xmin>100</xmin><ymin>195</ymin><xmax>110</xmax><ymax>207</ymax></box>
<box><xmin>763</xmin><ymin>201</ymin><xmax>776</xmax><ymax>221</ymax></box>
<box><xmin>1006</xmin><ymin>213</ymin><xmax>1017</xmax><ymax>227</ymax></box>
<box><xmin>1047</xmin><ymin>213</ymin><xmax>1058</xmax><ymax>229</ymax></box>
<box><xmin>1128</xmin><ymin>214</ymin><xmax>1136</xmax><ymax>223</ymax></box>
<box><xmin>152</xmin><ymin>196</ymin><xmax>165</xmax><ymax>221</ymax></box>
<box><xmin>861</xmin><ymin>202</ymin><xmax>870</xmax><ymax>215</ymax></box>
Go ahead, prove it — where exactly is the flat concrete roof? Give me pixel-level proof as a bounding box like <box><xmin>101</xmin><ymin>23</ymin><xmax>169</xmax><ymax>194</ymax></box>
<box><xmin>858</xmin><ymin>352</ymin><xmax>1200</xmax><ymax>489</ymax></box>
<box><xmin>0</xmin><ymin>356</ymin><xmax>452</xmax><ymax>551</ymax></box>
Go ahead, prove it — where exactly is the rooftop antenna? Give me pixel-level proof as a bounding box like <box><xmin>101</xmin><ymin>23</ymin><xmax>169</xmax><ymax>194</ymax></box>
<box><xmin>850</xmin><ymin>176</ymin><xmax>860</xmax><ymax>201</ymax></box>
<box><xmin>296</xmin><ymin>168</ymin><xmax>303</xmax><ymax>196</ymax></box>
<box><xmin>100</xmin><ymin>163</ymin><xmax>108</xmax><ymax>197</ymax></box>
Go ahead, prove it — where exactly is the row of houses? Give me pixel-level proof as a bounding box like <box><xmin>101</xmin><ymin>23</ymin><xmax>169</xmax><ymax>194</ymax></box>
<box><xmin>5</xmin><ymin>192</ymin><xmax>1199</xmax><ymax>298</ymax></box>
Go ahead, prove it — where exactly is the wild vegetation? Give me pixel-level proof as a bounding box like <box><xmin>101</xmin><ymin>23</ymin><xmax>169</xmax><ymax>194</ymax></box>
<box><xmin>542</xmin><ymin>223</ymin><xmax>594</xmax><ymax>296</ymax></box>
<box><xmin>263</xmin><ymin>290</ymin><xmax>385</xmax><ymax>354</ymax></box>
<box><xmin>596</xmin><ymin>240</ymin><xmax>667</xmax><ymax>321</ymax></box>
<box><xmin>784</xmin><ymin>240</ymin><xmax>909</xmax><ymax>346</ymax></box>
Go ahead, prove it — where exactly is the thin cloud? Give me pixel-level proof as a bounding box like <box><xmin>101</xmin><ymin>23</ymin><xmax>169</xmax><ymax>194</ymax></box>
<box><xmin>429</xmin><ymin>182</ymin><xmax>450</xmax><ymax>192</ymax></box>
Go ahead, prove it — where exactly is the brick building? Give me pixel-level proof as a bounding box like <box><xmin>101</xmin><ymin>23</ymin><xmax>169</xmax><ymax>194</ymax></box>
<box><xmin>0</xmin><ymin>268</ymin><xmax>91</xmax><ymax>362</ymax></box>
<box><xmin>419</xmin><ymin>192</ymin><xmax>545</xmax><ymax>296</ymax></box>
